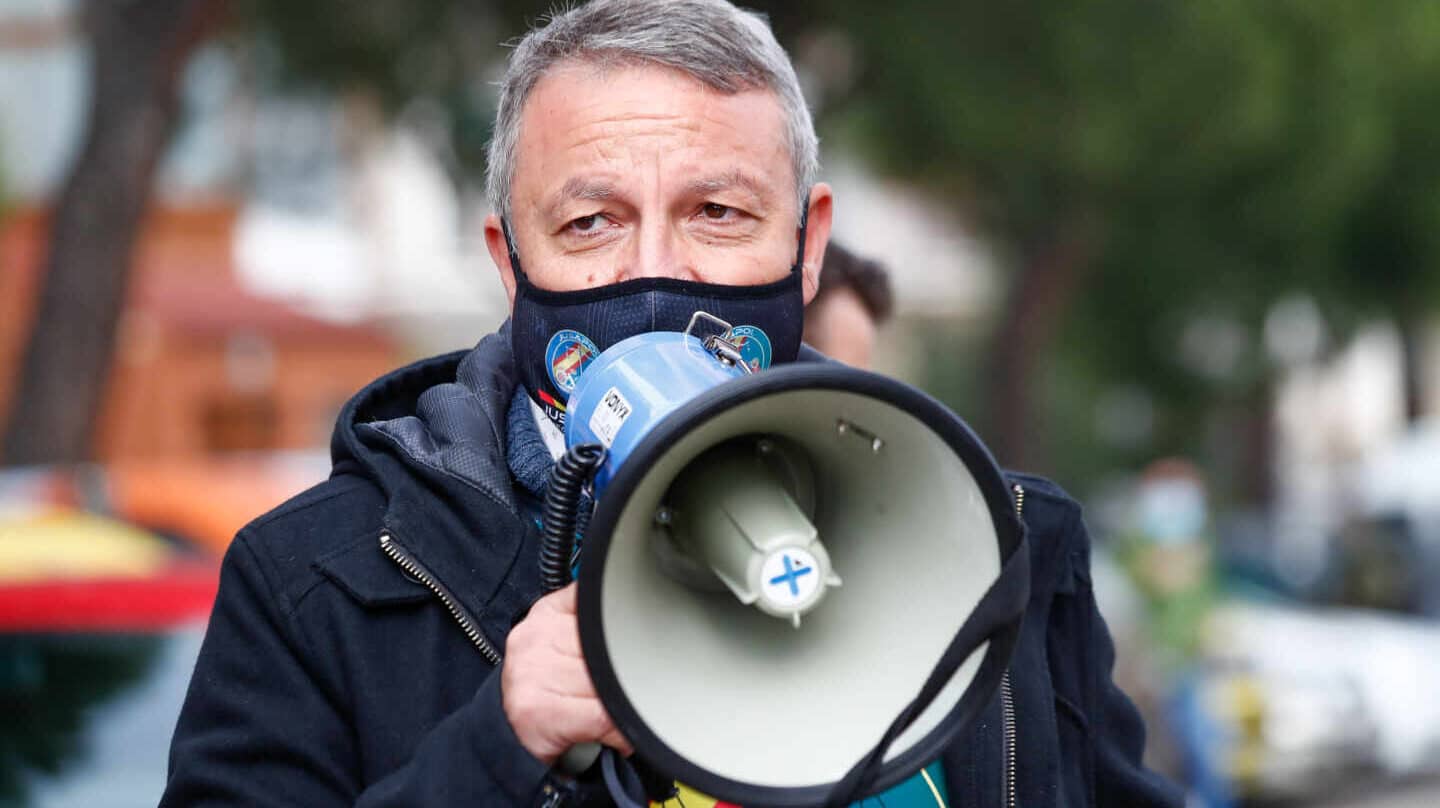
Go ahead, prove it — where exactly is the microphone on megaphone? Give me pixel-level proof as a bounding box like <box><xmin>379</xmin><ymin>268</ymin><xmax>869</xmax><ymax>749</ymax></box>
<box><xmin>540</xmin><ymin>313</ymin><xmax>1029</xmax><ymax>807</ymax></box>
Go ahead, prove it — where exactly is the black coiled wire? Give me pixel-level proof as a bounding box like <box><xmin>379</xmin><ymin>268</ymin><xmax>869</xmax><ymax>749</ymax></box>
<box><xmin>539</xmin><ymin>442</ymin><xmax>606</xmax><ymax>593</ymax></box>
<box><xmin>538</xmin><ymin>442</ymin><xmax>654</xmax><ymax>808</ymax></box>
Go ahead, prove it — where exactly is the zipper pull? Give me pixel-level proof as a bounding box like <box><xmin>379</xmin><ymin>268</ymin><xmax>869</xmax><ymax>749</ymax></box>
<box><xmin>538</xmin><ymin>782</ymin><xmax>569</xmax><ymax>808</ymax></box>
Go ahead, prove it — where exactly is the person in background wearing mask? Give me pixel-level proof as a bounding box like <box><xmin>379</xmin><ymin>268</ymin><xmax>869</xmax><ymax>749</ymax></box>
<box><xmin>803</xmin><ymin>241</ymin><xmax>895</xmax><ymax>369</ymax></box>
<box><xmin>161</xmin><ymin>1</ymin><xmax>1181</xmax><ymax>806</ymax></box>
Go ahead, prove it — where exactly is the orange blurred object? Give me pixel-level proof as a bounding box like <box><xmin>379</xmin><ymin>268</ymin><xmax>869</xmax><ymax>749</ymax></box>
<box><xmin>104</xmin><ymin>452</ymin><xmax>331</xmax><ymax>555</ymax></box>
<box><xmin>0</xmin><ymin>204</ymin><xmax>397</xmax><ymax>462</ymax></box>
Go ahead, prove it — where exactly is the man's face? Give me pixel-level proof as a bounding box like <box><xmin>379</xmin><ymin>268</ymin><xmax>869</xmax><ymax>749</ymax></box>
<box><xmin>485</xmin><ymin>62</ymin><xmax>832</xmax><ymax>302</ymax></box>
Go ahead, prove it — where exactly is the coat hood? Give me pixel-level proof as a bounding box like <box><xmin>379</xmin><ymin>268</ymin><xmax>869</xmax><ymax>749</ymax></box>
<box><xmin>323</xmin><ymin>321</ymin><xmax>831</xmax><ymax>644</ymax></box>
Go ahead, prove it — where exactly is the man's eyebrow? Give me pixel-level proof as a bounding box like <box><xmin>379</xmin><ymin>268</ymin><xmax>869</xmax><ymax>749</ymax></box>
<box><xmin>685</xmin><ymin>171</ymin><xmax>769</xmax><ymax>203</ymax></box>
<box><xmin>544</xmin><ymin>177</ymin><xmax>618</xmax><ymax>219</ymax></box>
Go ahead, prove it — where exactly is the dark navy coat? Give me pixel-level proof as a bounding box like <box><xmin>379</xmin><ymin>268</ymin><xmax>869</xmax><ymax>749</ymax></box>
<box><xmin>160</xmin><ymin>327</ymin><xmax>1182</xmax><ymax>807</ymax></box>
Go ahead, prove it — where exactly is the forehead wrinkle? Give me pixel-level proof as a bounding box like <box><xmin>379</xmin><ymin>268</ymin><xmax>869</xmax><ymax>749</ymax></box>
<box><xmin>560</xmin><ymin>113</ymin><xmax>701</xmax><ymax>153</ymax></box>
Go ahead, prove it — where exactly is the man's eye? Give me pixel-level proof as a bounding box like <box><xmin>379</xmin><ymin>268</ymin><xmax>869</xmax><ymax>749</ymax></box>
<box><xmin>701</xmin><ymin>203</ymin><xmax>732</xmax><ymax>220</ymax></box>
<box><xmin>567</xmin><ymin>214</ymin><xmax>605</xmax><ymax>233</ymax></box>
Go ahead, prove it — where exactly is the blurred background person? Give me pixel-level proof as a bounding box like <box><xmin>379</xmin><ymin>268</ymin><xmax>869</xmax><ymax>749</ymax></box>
<box><xmin>803</xmin><ymin>240</ymin><xmax>894</xmax><ymax>368</ymax></box>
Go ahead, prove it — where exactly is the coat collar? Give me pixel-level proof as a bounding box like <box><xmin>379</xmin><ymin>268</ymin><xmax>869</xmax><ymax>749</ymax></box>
<box><xmin>326</xmin><ymin>324</ymin><xmax>834</xmax><ymax>643</ymax></box>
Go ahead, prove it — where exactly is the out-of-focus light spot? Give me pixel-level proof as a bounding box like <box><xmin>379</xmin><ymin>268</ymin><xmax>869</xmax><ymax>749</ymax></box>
<box><xmin>1264</xmin><ymin>295</ymin><xmax>1326</xmax><ymax>366</ymax></box>
<box><xmin>1094</xmin><ymin>383</ymin><xmax>1155</xmax><ymax>449</ymax></box>
<box><xmin>1180</xmin><ymin>313</ymin><xmax>1247</xmax><ymax>381</ymax></box>
<box><xmin>223</xmin><ymin>332</ymin><xmax>276</xmax><ymax>394</ymax></box>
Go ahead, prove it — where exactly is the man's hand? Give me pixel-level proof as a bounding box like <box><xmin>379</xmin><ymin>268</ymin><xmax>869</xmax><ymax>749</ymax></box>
<box><xmin>501</xmin><ymin>584</ymin><xmax>633</xmax><ymax>766</ymax></box>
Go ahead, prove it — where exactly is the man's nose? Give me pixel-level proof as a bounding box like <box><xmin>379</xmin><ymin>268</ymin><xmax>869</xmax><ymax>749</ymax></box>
<box><xmin>621</xmin><ymin>216</ymin><xmax>694</xmax><ymax>282</ymax></box>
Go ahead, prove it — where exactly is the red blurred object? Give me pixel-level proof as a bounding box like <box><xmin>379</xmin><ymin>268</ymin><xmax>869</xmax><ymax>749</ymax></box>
<box><xmin>0</xmin><ymin>560</ymin><xmax>218</xmax><ymax>632</ymax></box>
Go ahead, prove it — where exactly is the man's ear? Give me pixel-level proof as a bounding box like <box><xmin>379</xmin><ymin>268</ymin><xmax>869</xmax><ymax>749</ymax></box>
<box><xmin>799</xmin><ymin>183</ymin><xmax>833</xmax><ymax>306</ymax></box>
<box><xmin>484</xmin><ymin>213</ymin><xmax>518</xmax><ymax>309</ymax></box>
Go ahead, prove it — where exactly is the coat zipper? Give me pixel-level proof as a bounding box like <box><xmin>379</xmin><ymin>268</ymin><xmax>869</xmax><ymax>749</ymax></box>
<box><xmin>382</xmin><ymin>533</ymin><xmax>567</xmax><ymax>806</ymax></box>
<box><xmin>379</xmin><ymin>532</ymin><xmax>503</xmax><ymax>666</ymax></box>
<box><xmin>1002</xmin><ymin>482</ymin><xmax>1025</xmax><ymax>808</ymax></box>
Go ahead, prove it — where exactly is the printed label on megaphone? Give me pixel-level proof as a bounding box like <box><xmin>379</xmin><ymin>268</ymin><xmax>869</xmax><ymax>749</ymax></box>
<box><xmin>589</xmin><ymin>386</ymin><xmax>634</xmax><ymax>448</ymax></box>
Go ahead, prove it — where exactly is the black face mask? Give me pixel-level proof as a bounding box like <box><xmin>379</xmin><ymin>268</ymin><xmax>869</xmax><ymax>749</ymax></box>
<box><xmin>504</xmin><ymin>216</ymin><xmax>808</xmax><ymax>429</ymax></box>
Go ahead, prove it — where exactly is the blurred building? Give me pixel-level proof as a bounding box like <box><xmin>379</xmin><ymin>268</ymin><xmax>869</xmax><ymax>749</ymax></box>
<box><xmin>0</xmin><ymin>2</ymin><xmax>409</xmax><ymax>462</ymax></box>
<box><xmin>0</xmin><ymin>205</ymin><xmax>398</xmax><ymax>460</ymax></box>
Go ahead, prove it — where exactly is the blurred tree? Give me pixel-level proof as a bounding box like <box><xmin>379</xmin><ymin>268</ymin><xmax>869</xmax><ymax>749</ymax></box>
<box><xmin>12</xmin><ymin>0</ymin><xmax>1439</xmax><ymax>479</ymax></box>
<box><xmin>1</xmin><ymin>0</ymin><xmax>535</xmax><ymax>464</ymax></box>
<box><xmin>241</xmin><ymin>0</ymin><xmax>1440</xmax><ymax>490</ymax></box>
<box><xmin>1054</xmin><ymin>2</ymin><xmax>1440</xmax><ymax>491</ymax></box>
<box><xmin>777</xmin><ymin>0</ymin><xmax>1440</xmax><ymax>485</ymax></box>
<box><xmin>2</xmin><ymin>0</ymin><xmax>228</xmax><ymax>465</ymax></box>
<box><xmin>242</xmin><ymin>0</ymin><xmax>517</xmax><ymax>179</ymax></box>
<box><xmin>1334</xmin><ymin>30</ymin><xmax>1440</xmax><ymax>424</ymax></box>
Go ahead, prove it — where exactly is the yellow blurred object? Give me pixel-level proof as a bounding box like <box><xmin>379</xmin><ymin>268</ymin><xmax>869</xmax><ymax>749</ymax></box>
<box><xmin>1204</xmin><ymin>674</ymin><xmax>1267</xmax><ymax>790</ymax></box>
<box><xmin>0</xmin><ymin>511</ymin><xmax>171</xmax><ymax>583</ymax></box>
<box><xmin>653</xmin><ymin>783</ymin><xmax>721</xmax><ymax>806</ymax></box>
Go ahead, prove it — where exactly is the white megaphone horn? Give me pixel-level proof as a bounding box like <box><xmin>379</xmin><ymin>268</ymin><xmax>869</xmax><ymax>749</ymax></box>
<box><xmin>539</xmin><ymin>312</ymin><xmax>1029</xmax><ymax>807</ymax></box>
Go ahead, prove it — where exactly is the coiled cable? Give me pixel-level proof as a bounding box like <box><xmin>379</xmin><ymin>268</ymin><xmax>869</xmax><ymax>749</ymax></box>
<box><xmin>540</xmin><ymin>443</ymin><xmax>606</xmax><ymax>592</ymax></box>
<box><xmin>539</xmin><ymin>441</ymin><xmax>658</xmax><ymax>808</ymax></box>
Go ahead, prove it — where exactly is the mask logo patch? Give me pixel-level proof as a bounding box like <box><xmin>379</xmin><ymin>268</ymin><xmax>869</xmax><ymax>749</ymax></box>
<box><xmin>545</xmin><ymin>329</ymin><xmax>599</xmax><ymax>397</ymax></box>
<box><xmin>728</xmin><ymin>325</ymin><xmax>773</xmax><ymax>371</ymax></box>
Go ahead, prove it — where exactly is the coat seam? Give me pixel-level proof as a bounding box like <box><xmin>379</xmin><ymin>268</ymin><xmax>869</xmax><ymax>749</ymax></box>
<box><xmin>360</xmin><ymin>423</ymin><xmax>519</xmax><ymax>519</ymax></box>
<box><xmin>245</xmin><ymin>475</ymin><xmax>378</xmax><ymax>532</ymax></box>
<box><xmin>234</xmin><ymin>534</ymin><xmax>355</xmax><ymax>726</ymax></box>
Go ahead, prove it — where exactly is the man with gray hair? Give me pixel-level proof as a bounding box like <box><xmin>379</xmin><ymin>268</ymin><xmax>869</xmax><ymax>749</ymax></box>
<box><xmin>162</xmin><ymin>1</ymin><xmax>1179</xmax><ymax>806</ymax></box>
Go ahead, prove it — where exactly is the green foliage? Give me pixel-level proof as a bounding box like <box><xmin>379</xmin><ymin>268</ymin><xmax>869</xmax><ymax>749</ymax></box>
<box><xmin>240</xmin><ymin>0</ymin><xmax>552</xmax><ymax>177</ymax></box>
<box><xmin>776</xmin><ymin>0</ymin><xmax>1440</xmax><ymax>488</ymax></box>
<box><xmin>242</xmin><ymin>0</ymin><xmax>1440</xmax><ymax>491</ymax></box>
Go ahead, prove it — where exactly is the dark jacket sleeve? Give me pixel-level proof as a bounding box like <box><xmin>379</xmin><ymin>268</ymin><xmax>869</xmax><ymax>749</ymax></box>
<box><xmin>160</xmin><ymin>533</ymin><xmax>555</xmax><ymax>807</ymax></box>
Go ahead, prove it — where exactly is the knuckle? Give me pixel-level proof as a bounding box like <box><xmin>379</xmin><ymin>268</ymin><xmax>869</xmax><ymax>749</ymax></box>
<box><xmin>586</xmin><ymin>702</ymin><xmax>613</xmax><ymax>734</ymax></box>
<box><xmin>509</xmin><ymin>691</ymin><xmax>543</xmax><ymax>726</ymax></box>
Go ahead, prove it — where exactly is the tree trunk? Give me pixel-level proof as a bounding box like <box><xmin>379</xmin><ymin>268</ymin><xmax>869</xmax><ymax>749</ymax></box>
<box><xmin>1396</xmin><ymin>314</ymin><xmax>1428</xmax><ymax>424</ymax></box>
<box><xmin>984</xmin><ymin>217</ymin><xmax>1096</xmax><ymax>470</ymax></box>
<box><xmin>2</xmin><ymin>0</ymin><xmax>226</xmax><ymax>466</ymax></box>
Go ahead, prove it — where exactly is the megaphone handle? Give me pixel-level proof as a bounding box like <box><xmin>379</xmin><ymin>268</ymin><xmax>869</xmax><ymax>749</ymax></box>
<box><xmin>823</xmin><ymin>532</ymin><xmax>1032</xmax><ymax>807</ymax></box>
<box><xmin>552</xmin><ymin>744</ymin><xmax>647</xmax><ymax>808</ymax></box>
<box><xmin>556</xmin><ymin>742</ymin><xmax>602</xmax><ymax>776</ymax></box>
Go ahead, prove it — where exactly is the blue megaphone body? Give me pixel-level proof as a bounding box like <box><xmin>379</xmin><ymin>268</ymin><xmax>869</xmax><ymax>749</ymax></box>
<box><xmin>564</xmin><ymin>317</ymin><xmax>753</xmax><ymax>496</ymax></box>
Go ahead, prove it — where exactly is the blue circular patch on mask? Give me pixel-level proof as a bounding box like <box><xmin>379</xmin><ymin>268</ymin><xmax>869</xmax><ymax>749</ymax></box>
<box><xmin>546</xmin><ymin>329</ymin><xmax>599</xmax><ymax>397</ymax></box>
<box><xmin>728</xmin><ymin>325</ymin><xmax>773</xmax><ymax>371</ymax></box>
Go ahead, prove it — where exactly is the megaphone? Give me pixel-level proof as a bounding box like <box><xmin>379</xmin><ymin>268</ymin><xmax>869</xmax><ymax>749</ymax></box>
<box><xmin>542</xmin><ymin>313</ymin><xmax>1028</xmax><ymax>806</ymax></box>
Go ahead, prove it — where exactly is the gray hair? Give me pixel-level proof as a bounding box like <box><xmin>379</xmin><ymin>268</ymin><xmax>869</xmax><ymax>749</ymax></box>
<box><xmin>485</xmin><ymin>0</ymin><xmax>819</xmax><ymax>219</ymax></box>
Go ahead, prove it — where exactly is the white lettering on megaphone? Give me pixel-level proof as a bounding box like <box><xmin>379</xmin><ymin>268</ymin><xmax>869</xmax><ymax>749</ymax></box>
<box><xmin>590</xmin><ymin>386</ymin><xmax>634</xmax><ymax>448</ymax></box>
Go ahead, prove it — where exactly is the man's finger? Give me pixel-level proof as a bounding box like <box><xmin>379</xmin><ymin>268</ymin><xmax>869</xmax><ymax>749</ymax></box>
<box><xmin>600</xmin><ymin>728</ymin><xmax>634</xmax><ymax>758</ymax></box>
<box><xmin>576</xmin><ymin>699</ymin><xmax>630</xmax><ymax>752</ymax></box>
